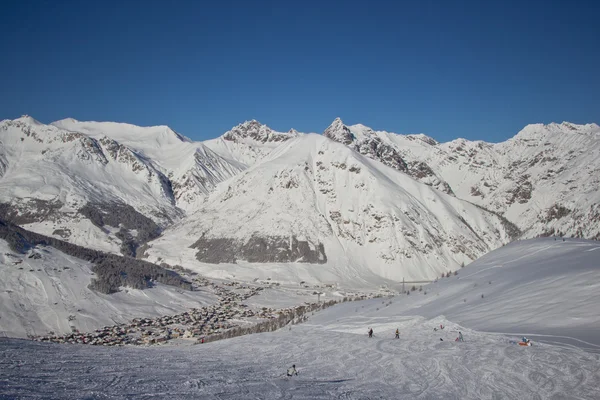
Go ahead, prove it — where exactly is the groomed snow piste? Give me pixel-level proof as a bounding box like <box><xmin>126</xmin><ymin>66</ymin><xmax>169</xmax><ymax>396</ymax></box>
<box><xmin>1</xmin><ymin>238</ymin><xmax>599</xmax><ymax>399</ymax></box>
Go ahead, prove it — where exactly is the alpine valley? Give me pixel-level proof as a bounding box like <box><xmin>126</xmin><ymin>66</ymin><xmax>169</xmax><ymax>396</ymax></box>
<box><xmin>1</xmin><ymin>115</ymin><xmax>599</xmax><ymax>288</ymax></box>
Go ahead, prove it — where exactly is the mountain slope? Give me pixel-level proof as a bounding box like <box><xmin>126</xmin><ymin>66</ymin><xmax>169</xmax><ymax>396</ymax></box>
<box><xmin>0</xmin><ymin>117</ymin><xmax>246</xmax><ymax>253</ymax></box>
<box><xmin>322</xmin><ymin>118</ymin><xmax>600</xmax><ymax>240</ymax></box>
<box><xmin>51</xmin><ymin>118</ymin><xmax>246</xmax><ymax>210</ymax></box>
<box><xmin>146</xmin><ymin>134</ymin><xmax>511</xmax><ymax>283</ymax></box>
<box><xmin>0</xmin><ymin>221</ymin><xmax>214</xmax><ymax>338</ymax></box>
<box><xmin>323</xmin><ymin>118</ymin><xmax>454</xmax><ymax>195</ymax></box>
<box><xmin>411</xmin><ymin>122</ymin><xmax>600</xmax><ymax>239</ymax></box>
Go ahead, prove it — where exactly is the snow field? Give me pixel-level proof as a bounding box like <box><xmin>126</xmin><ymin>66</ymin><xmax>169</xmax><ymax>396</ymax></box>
<box><xmin>1</xmin><ymin>307</ymin><xmax>599</xmax><ymax>399</ymax></box>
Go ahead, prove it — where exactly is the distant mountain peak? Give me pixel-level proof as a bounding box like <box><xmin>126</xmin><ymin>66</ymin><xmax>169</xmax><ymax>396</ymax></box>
<box><xmin>514</xmin><ymin>121</ymin><xmax>600</xmax><ymax>141</ymax></box>
<box><xmin>13</xmin><ymin>115</ymin><xmax>42</xmax><ymax>125</ymax></box>
<box><xmin>222</xmin><ymin>120</ymin><xmax>298</xmax><ymax>144</ymax></box>
<box><xmin>323</xmin><ymin>117</ymin><xmax>354</xmax><ymax>145</ymax></box>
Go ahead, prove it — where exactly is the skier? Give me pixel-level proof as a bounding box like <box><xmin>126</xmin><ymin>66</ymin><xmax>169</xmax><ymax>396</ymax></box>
<box><xmin>522</xmin><ymin>336</ymin><xmax>530</xmax><ymax>344</ymax></box>
<box><xmin>440</xmin><ymin>324</ymin><xmax>444</xmax><ymax>330</ymax></box>
<box><xmin>457</xmin><ymin>331</ymin><xmax>464</xmax><ymax>342</ymax></box>
<box><xmin>368</xmin><ymin>328</ymin><xmax>373</xmax><ymax>338</ymax></box>
<box><xmin>287</xmin><ymin>364</ymin><xmax>298</xmax><ymax>377</ymax></box>
<box><xmin>395</xmin><ymin>329</ymin><xmax>400</xmax><ymax>339</ymax></box>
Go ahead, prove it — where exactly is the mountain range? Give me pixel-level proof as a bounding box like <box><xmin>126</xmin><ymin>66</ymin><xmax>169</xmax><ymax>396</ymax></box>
<box><xmin>1</xmin><ymin>115</ymin><xmax>598</xmax><ymax>285</ymax></box>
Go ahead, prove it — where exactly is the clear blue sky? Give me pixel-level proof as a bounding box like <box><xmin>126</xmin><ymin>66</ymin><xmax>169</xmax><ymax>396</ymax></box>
<box><xmin>1</xmin><ymin>0</ymin><xmax>598</xmax><ymax>142</ymax></box>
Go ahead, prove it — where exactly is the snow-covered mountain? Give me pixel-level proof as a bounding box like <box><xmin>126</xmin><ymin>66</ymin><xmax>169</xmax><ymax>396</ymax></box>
<box><xmin>0</xmin><ymin>116</ymin><xmax>244</xmax><ymax>253</ymax></box>
<box><xmin>51</xmin><ymin>118</ymin><xmax>246</xmax><ymax>210</ymax></box>
<box><xmin>322</xmin><ymin>118</ymin><xmax>600</xmax><ymax>240</ymax></box>
<box><xmin>145</xmin><ymin>134</ymin><xmax>510</xmax><ymax>282</ymax></box>
<box><xmin>203</xmin><ymin>119</ymin><xmax>301</xmax><ymax>167</ymax></box>
<box><xmin>323</xmin><ymin>118</ymin><xmax>454</xmax><ymax>195</ymax></box>
<box><xmin>1</xmin><ymin>114</ymin><xmax>597</xmax><ymax>284</ymax></box>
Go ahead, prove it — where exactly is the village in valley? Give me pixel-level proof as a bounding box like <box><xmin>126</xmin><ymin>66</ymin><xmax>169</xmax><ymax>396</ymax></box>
<box><xmin>34</xmin><ymin>274</ymin><xmax>380</xmax><ymax>347</ymax></box>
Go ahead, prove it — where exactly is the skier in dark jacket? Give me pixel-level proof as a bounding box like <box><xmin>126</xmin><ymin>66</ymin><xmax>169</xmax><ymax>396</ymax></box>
<box><xmin>368</xmin><ymin>328</ymin><xmax>373</xmax><ymax>338</ymax></box>
<box><xmin>395</xmin><ymin>329</ymin><xmax>400</xmax><ymax>339</ymax></box>
<box><xmin>287</xmin><ymin>365</ymin><xmax>298</xmax><ymax>377</ymax></box>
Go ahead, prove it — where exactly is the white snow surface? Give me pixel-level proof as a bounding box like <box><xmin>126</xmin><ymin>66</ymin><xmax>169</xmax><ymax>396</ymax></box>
<box><xmin>0</xmin><ymin>239</ymin><xmax>217</xmax><ymax>338</ymax></box>
<box><xmin>1</xmin><ymin>237</ymin><xmax>600</xmax><ymax>399</ymax></box>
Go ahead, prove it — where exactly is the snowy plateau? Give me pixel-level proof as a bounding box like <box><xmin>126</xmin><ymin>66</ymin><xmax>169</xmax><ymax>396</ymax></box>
<box><xmin>1</xmin><ymin>115</ymin><xmax>600</xmax><ymax>398</ymax></box>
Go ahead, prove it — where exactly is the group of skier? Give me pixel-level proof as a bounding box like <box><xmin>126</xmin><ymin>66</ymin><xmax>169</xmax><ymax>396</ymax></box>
<box><xmin>365</xmin><ymin>327</ymin><xmax>403</xmax><ymax>339</ymax></box>
<box><xmin>366</xmin><ymin>324</ymin><xmax>464</xmax><ymax>342</ymax></box>
<box><xmin>286</xmin><ymin>326</ymin><xmax>469</xmax><ymax>377</ymax></box>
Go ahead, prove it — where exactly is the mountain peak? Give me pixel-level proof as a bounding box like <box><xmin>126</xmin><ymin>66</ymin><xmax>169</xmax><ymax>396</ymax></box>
<box><xmin>515</xmin><ymin>121</ymin><xmax>600</xmax><ymax>141</ymax></box>
<box><xmin>223</xmin><ymin>120</ymin><xmax>297</xmax><ymax>144</ymax></box>
<box><xmin>323</xmin><ymin>117</ymin><xmax>354</xmax><ymax>145</ymax></box>
<box><xmin>14</xmin><ymin>115</ymin><xmax>42</xmax><ymax>125</ymax></box>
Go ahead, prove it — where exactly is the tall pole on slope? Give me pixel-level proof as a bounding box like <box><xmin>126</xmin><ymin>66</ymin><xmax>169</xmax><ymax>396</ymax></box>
<box><xmin>403</xmin><ymin>277</ymin><xmax>405</xmax><ymax>294</ymax></box>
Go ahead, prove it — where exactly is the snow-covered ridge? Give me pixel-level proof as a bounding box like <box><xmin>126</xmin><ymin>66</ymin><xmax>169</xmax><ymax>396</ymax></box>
<box><xmin>52</xmin><ymin>117</ymin><xmax>192</xmax><ymax>145</ymax></box>
<box><xmin>318</xmin><ymin>117</ymin><xmax>600</xmax><ymax>240</ymax></box>
<box><xmin>222</xmin><ymin>119</ymin><xmax>300</xmax><ymax>144</ymax></box>
<box><xmin>1</xmin><ymin>114</ymin><xmax>598</xmax><ymax>285</ymax></box>
<box><xmin>322</xmin><ymin>117</ymin><xmax>453</xmax><ymax>194</ymax></box>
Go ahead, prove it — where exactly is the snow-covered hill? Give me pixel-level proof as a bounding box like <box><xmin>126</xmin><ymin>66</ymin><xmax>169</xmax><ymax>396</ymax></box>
<box><xmin>0</xmin><ymin>238</ymin><xmax>217</xmax><ymax>338</ymax></box>
<box><xmin>2</xmin><ymin>237</ymin><xmax>599</xmax><ymax>399</ymax></box>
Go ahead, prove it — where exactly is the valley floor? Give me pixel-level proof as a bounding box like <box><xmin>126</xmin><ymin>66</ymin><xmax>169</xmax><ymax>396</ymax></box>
<box><xmin>1</xmin><ymin>300</ymin><xmax>599</xmax><ymax>399</ymax></box>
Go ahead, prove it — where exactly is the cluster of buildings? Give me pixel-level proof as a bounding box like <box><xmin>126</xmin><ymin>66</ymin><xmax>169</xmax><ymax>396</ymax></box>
<box><xmin>33</xmin><ymin>274</ymin><xmax>385</xmax><ymax>347</ymax></box>
<box><xmin>34</xmin><ymin>278</ymin><xmax>282</xmax><ymax>346</ymax></box>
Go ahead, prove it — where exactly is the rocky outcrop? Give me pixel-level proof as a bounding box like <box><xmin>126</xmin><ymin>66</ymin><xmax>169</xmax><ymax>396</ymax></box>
<box><xmin>223</xmin><ymin>120</ymin><xmax>298</xmax><ymax>143</ymax></box>
<box><xmin>191</xmin><ymin>234</ymin><xmax>327</xmax><ymax>264</ymax></box>
<box><xmin>323</xmin><ymin>118</ymin><xmax>355</xmax><ymax>145</ymax></box>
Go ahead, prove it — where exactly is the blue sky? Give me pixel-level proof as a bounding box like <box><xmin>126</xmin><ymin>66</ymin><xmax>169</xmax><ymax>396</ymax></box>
<box><xmin>1</xmin><ymin>0</ymin><xmax>598</xmax><ymax>142</ymax></box>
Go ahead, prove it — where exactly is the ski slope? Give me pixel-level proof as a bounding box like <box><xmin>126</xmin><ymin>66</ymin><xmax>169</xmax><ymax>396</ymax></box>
<box><xmin>383</xmin><ymin>237</ymin><xmax>600</xmax><ymax>351</ymax></box>
<box><xmin>1</xmin><ymin>306</ymin><xmax>598</xmax><ymax>398</ymax></box>
<box><xmin>1</xmin><ymin>237</ymin><xmax>599</xmax><ymax>399</ymax></box>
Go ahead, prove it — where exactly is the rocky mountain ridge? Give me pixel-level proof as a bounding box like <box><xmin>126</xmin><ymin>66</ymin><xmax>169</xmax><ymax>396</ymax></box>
<box><xmin>0</xmin><ymin>115</ymin><xmax>597</xmax><ymax>284</ymax></box>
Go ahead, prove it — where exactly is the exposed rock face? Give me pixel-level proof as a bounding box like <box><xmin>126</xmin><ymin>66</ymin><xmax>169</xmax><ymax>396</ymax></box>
<box><xmin>323</xmin><ymin>118</ymin><xmax>355</xmax><ymax>145</ymax></box>
<box><xmin>0</xmin><ymin>148</ymin><xmax>8</xmax><ymax>178</ymax></box>
<box><xmin>322</xmin><ymin>118</ymin><xmax>453</xmax><ymax>193</ymax></box>
<box><xmin>355</xmin><ymin>136</ymin><xmax>408</xmax><ymax>172</ymax></box>
<box><xmin>223</xmin><ymin>120</ymin><xmax>297</xmax><ymax>143</ymax></box>
<box><xmin>191</xmin><ymin>235</ymin><xmax>327</xmax><ymax>264</ymax></box>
